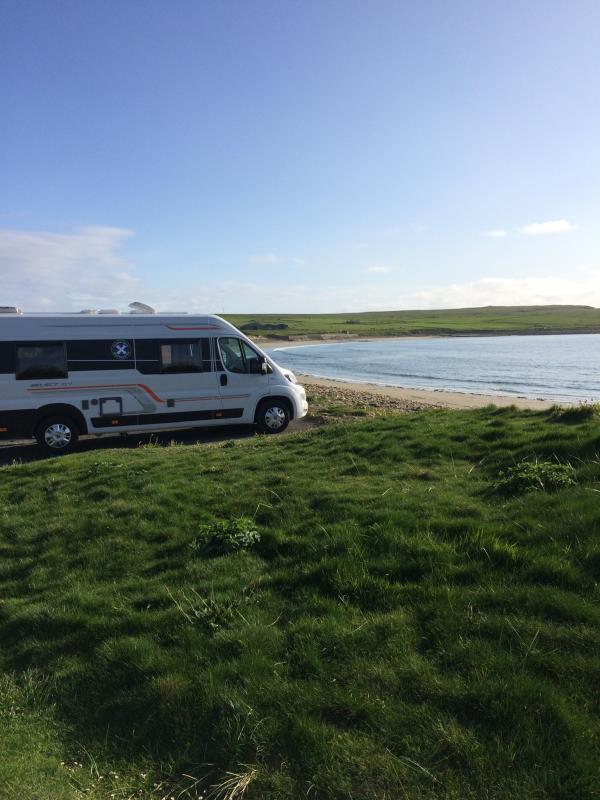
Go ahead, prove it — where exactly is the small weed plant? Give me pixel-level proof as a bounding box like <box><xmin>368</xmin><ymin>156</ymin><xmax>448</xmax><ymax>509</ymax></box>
<box><xmin>191</xmin><ymin>516</ymin><xmax>260</xmax><ymax>555</ymax></box>
<box><xmin>494</xmin><ymin>457</ymin><xmax>577</xmax><ymax>494</ymax></box>
<box><xmin>167</xmin><ymin>586</ymin><xmax>234</xmax><ymax>632</ymax></box>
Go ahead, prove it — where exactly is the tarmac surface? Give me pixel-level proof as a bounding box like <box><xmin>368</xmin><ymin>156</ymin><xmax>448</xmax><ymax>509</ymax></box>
<box><xmin>0</xmin><ymin>419</ymin><xmax>313</xmax><ymax>466</ymax></box>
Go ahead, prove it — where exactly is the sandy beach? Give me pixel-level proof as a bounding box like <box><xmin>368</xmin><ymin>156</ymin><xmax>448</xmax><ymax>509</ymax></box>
<box><xmin>263</xmin><ymin>336</ymin><xmax>401</xmax><ymax>348</ymax></box>
<box><xmin>300</xmin><ymin>374</ymin><xmax>557</xmax><ymax>411</ymax></box>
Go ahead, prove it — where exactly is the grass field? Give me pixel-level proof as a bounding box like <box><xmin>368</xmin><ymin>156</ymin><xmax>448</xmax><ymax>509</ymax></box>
<box><xmin>224</xmin><ymin>304</ymin><xmax>600</xmax><ymax>339</ymax></box>
<box><xmin>1</xmin><ymin>405</ymin><xmax>600</xmax><ymax>799</ymax></box>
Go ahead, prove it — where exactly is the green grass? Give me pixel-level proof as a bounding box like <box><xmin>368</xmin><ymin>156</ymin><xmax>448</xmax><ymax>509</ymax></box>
<box><xmin>224</xmin><ymin>304</ymin><xmax>600</xmax><ymax>339</ymax></box>
<box><xmin>1</xmin><ymin>407</ymin><xmax>600</xmax><ymax>799</ymax></box>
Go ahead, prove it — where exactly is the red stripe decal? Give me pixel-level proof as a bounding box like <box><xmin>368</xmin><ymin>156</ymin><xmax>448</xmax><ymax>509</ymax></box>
<box><xmin>175</xmin><ymin>396</ymin><xmax>222</xmax><ymax>402</ymax></box>
<box><xmin>166</xmin><ymin>325</ymin><xmax>222</xmax><ymax>330</ymax></box>
<box><xmin>29</xmin><ymin>383</ymin><xmax>165</xmax><ymax>403</ymax></box>
<box><xmin>28</xmin><ymin>385</ymin><xmax>249</xmax><ymax>405</ymax></box>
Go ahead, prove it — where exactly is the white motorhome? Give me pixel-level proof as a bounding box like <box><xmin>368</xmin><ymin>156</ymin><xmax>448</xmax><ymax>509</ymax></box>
<box><xmin>0</xmin><ymin>304</ymin><xmax>308</xmax><ymax>453</ymax></box>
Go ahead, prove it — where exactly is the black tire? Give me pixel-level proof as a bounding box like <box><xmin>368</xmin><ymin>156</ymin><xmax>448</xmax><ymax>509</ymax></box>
<box><xmin>35</xmin><ymin>415</ymin><xmax>79</xmax><ymax>454</ymax></box>
<box><xmin>255</xmin><ymin>399</ymin><xmax>290</xmax><ymax>434</ymax></box>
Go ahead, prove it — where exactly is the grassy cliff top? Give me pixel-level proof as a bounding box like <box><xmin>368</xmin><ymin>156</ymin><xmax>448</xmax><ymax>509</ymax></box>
<box><xmin>1</xmin><ymin>404</ymin><xmax>599</xmax><ymax>798</ymax></box>
<box><xmin>225</xmin><ymin>304</ymin><xmax>600</xmax><ymax>338</ymax></box>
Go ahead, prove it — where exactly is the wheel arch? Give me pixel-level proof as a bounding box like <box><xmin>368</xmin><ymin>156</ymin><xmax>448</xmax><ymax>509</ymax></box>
<box><xmin>34</xmin><ymin>404</ymin><xmax>88</xmax><ymax>435</ymax></box>
<box><xmin>254</xmin><ymin>395</ymin><xmax>294</xmax><ymax>423</ymax></box>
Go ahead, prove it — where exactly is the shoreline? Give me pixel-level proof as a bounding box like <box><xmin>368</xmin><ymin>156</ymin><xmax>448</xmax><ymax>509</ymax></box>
<box><xmin>265</xmin><ymin>336</ymin><xmax>393</xmax><ymax>348</ymax></box>
<box><xmin>264</xmin><ymin>337</ymin><xmax>584</xmax><ymax>410</ymax></box>
<box><xmin>299</xmin><ymin>374</ymin><xmax>558</xmax><ymax>411</ymax></box>
<box><xmin>257</xmin><ymin>330</ymin><xmax>600</xmax><ymax>348</ymax></box>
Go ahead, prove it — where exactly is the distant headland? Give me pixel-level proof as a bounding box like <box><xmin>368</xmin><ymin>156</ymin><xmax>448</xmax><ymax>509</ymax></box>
<box><xmin>224</xmin><ymin>304</ymin><xmax>600</xmax><ymax>341</ymax></box>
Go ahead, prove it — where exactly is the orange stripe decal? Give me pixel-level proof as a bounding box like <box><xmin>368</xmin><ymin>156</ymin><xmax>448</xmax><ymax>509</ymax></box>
<box><xmin>29</xmin><ymin>383</ymin><xmax>165</xmax><ymax>403</ymax></box>
<box><xmin>27</xmin><ymin>385</ymin><xmax>250</xmax><ymax>405</ymax></box>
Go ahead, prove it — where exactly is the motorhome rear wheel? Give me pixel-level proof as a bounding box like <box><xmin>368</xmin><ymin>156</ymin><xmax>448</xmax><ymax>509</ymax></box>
<box><xmin>35</xmin><ymin>416</ymin><xmax>79</xmax><ymax>454</ymax></box>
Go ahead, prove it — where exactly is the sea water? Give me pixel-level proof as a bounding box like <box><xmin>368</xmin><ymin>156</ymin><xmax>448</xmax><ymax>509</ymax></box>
<box><xmin>266</xmin><ymin>334</ymin><xmax>600</xmax><ymax>403</ymax></box>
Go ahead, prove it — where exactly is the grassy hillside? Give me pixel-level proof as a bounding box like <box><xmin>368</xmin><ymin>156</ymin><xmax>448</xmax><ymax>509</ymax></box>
<box><xmin>224</xmin><ymin>304</ymin><xmax>600</xmax><ymax>339</ymax></box>
<box><xmin>1</xmin><ymin>406</ymin><xmax>600</xmax><ymax>799</ymax></box>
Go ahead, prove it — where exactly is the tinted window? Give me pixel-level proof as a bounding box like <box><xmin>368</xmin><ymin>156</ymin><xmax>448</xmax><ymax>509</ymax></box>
<box><xmin>66</xmin><ymin>339</ymin><xmax>134</xmax><ymax>371</ymax></box>
<box><xmin>219</xmin><ymin>338</ymin><xmax>246</xmax><ymax>373</ymax></box>
<box><xmin>240</xmin><ymin>341</ymin><xmax>264</xmax><ymax>373</ymax></box>
<box><xmin>134</xmin><ymin>338</ymin><xmax>211</xmax><ymax>374</ymax></box>
<box><xmin>160</xmin><ymin>341</ymin><xmax>203</xmax><ymax>373</ymax></box>
<box><xmin>0</xmin><ymin>342</ymin><xmax>13</xmax><ymax>374</ymax></box>
<box><xmin>16</xmin><ymin>343</ymin><xmax>68</xmax><ymax>380</ymax></box>
<box><xmin>67</xmin><ymin>339</ymin><xmax>134</xmax><ymax>362</ymax></box>
<box><xmin>219</xmin><ymin>337</ymin><xmax>264</xmax><ymax>374</ymax></box>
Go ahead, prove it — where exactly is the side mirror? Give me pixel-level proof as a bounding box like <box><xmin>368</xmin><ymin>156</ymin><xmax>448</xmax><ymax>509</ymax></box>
<box><xmin>249</xmin><ymin>358</ymin><xmax>268</xmax><ymax>375</ymax></box>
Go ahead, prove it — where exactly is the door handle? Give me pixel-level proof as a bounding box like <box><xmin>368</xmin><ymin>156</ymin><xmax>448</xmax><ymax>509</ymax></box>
<box><xmin>220</xmin><ymin>373</ymin><xmax>227</xmax><ymax>386</ymax></box>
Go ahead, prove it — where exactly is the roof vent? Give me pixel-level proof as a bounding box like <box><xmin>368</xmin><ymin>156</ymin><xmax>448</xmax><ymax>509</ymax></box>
<box><xmin>129</xmin><ymin>301</ymin><xmax>156</xmax><ymax>314</ymax></box>
<box><xmin>0</xmin><ymin>306</ymin><xmax>22</xmax><ymax>314</ymax></box>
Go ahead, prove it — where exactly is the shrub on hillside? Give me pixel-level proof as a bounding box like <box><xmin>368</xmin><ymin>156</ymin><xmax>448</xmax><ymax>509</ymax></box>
<box><xmin>551</xmin><ymin>403</ymin><xmax>600</xmax><ymax>423</ymax></box>
<box><xmin>494</xmin><ymin>459</ymin><xmax>577</xmax><ymax>494</ymax></box>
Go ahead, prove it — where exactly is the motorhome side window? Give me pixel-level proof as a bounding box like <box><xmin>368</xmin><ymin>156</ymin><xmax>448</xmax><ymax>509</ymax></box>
<box><xmin>160</xmin><ymin>341</ymin><xmax>203</xmax><ymax>373</ymax></box>
<box><xmin>15</xmin><ymin>343</ymin><xmax>68</xmax><ymax>380</ymax></box>
<box><xmin>218</xmin><ymin>337</ymin><xmax>263</xmax><ymax>374</ymax></box>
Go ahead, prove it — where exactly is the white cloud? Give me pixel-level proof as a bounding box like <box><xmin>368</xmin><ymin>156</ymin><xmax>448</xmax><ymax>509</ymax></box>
<box><xmin>483</xmin><ymin>228</ymin><xmax>507</xmax><ymax>238</ymax></box>
<box><xmin>250</xmin><ymin>252</ymin><xmax>279</xmax><ymax>264</ymax></box>
<box><xmin>519</xmin><ymin>219</ymin><xmax>576</xmax><ymax>236</ymax></box>
<box><xmin>292</xmin><ymin>257</ymin><xmax>306</xmax><ymax>265</ymax></box>
<box><xmin>363</xmin><ymin>265</ymin><xmax>393</xmax><ymax>274</ymax></box>
<box><xmin>153</xmin><ymin>271</ymin><xmax>600</xmax><ymax>314</ymax></box>
<box><xmin>3</xmin><ymin>224</ymin><xmax>598</xmax><ymax>316</ymax></box>
<box><xmin>407</xmin><ymin>274</ymin><xmax>600</xmax><ymax>309</ymax></box>
<box><xmin>0</xmin><ymin>226</ymin><xmax>139</xmax><ymax>310</ymax></box>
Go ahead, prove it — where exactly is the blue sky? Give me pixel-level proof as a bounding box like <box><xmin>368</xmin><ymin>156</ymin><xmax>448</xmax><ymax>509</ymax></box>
<box><xmin>1</xmin><ymin>0</ymin><xmax>599</xmax><ymax>312</ymax></box>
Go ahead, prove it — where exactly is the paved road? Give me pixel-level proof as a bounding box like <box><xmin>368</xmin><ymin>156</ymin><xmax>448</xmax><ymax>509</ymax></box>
<box><xmin>0</xmin><ymin>419</ymin><xmax>313</xmax><ymax>466</ymax></box>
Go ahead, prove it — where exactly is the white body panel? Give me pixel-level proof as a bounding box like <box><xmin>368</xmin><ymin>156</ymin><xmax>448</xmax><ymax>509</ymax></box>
<box><xmin>0</xmin><ymin>312</ymin><xmax>307</xmax><ymax>441</ymax></box>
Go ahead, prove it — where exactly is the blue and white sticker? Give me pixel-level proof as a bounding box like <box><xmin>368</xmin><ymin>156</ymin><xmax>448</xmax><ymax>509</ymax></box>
<box><xmin>111</xmin><ymin>340</ymin><xmax>132</xmax><ymax>360</ymax></box>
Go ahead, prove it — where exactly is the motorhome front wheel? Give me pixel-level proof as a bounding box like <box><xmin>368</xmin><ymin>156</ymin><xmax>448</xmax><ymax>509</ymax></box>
<box><xmin>256</xmin><ymin>400</ymin><xmax>290</xmax><ymax>434</ymax></box>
